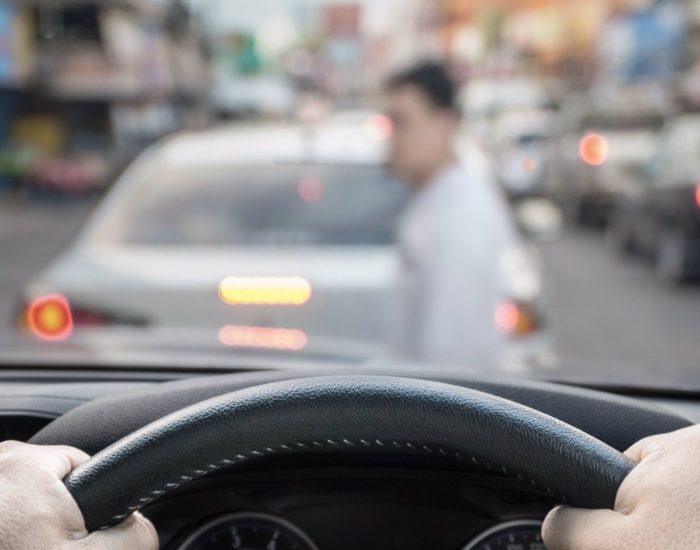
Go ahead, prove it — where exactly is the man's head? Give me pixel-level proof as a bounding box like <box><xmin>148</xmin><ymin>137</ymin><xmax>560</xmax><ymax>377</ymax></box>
<box><xmin>384</xmin><ymin>61</ymin><xmax>461</xmax><ymax>189</ymax></box>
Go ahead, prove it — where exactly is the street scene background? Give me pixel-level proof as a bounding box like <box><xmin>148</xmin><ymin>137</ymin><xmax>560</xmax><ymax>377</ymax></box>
<box><xmin>1</xmin><ymin>0</ymin><xmax>700</xmax><ymax>388</ymax></box>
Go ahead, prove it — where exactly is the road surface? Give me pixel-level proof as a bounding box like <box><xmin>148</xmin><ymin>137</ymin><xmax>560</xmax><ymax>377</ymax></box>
<box><xmin>539</xmin><ymin>231</ymin><xmax>700</xmax><ymax>389</ymax></box>
<box><xmin>1</xmin><ymin>197</ymin><xmax>698</xmax><ymax>389</ymax></box>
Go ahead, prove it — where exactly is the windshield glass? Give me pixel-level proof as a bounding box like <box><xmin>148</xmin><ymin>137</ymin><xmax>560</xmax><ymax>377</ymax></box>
<box><xmin>1</xmin><ymin>0</ymin><xmax>699</xmax><ymax>390</ymax></box>
<box><xmin>107</xmin><ymin>164</ymin><xmax>407</xmax><ymax>247</ymax></box>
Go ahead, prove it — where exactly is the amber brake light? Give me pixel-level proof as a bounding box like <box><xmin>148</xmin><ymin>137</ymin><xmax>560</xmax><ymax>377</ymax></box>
<box><xmin>218</xmin><ymin>277</ymin><xmax>312</xmax><ymax>306</ymax></box>
<box><xmin>495</xmin><ymin>301</ymin><xmax>539</xmax><ymax>337</ymax></box>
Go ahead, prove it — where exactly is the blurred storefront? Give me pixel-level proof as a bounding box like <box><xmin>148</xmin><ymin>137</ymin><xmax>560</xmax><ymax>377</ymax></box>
<box><xmin>0</xmin><ymin>0</ymin><xmax>207</xmax><ymax>196</ymax></box>
<box><xmin>321</xmin><ymin>4</ymin><xmax>362</xmax><ymax>98</ymax></box>
<box><xmin>405</xmin><ymin>0</ymin><xmax>684</xmax><ymax>86</ymax></box>
<box><xmin>412</xmin><ymin>0</ymin><xmax>607</xmax><ymax>78</ymax></box>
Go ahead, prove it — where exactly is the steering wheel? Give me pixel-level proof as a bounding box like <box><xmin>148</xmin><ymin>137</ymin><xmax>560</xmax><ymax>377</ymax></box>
<box><xmin>60</xmin><ymin>376</ymin><xmax>635</xmax><ymax>532</ymax></box>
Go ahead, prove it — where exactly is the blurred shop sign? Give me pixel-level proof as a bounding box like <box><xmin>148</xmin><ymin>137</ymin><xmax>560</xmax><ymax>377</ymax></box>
<box><xmin>323</xmin><ymin>4</ymin><xmax>361</xmax><ymax>39</ymax></box>
<box><xmin>44</xmin><ymin>50</ymin><xmax>141</xmax><ymax>100</ymax></box>
<box><xmin>0</xmin><ymin>4</ymin><xmax>13</xmax><ymax>83</ymax></box>
<box><xmin>0</xmin><ymin>2</ymin><xmax>34</xmax><ymax>86</ymax></box>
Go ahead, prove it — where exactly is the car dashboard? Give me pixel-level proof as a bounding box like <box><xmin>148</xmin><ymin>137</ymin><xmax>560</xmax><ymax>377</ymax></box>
<box><xmin>150</xmin><ymin>465</ymin><xmax>551</xmax><ymax>550</ymax></box>
<box><xmin>0</xmin><ymin>365</ymin><xmax>696</xmax><ymax>550</ymax></box>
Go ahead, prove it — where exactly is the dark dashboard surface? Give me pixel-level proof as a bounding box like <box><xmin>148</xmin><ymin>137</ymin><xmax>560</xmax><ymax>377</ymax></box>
<box><xmin>149</xmin><ymin>466</ymin><xmax>553</xmax><ymax>550</ymax></box>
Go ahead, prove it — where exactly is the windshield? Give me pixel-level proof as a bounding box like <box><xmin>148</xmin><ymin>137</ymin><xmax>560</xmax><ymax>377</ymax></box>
<box><xmin>1</xmin><ymin>0</ymin><xmax>699</xmax><ymax>390</ymax></box>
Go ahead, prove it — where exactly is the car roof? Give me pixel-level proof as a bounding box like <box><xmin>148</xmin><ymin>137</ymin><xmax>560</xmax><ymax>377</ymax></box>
<box><xmin>155</xmin><ymin>121</ymin><xmax>386</xmax><ymax>170</ymax></box>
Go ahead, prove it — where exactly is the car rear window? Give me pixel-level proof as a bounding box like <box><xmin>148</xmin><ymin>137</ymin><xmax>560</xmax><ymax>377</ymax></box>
<box><xmin>114</xmin><ymin>164</ymin><xmax>408</xmax><ymax>247</ymax></box>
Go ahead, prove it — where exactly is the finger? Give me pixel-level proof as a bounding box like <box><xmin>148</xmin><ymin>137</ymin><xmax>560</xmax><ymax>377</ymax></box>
<box><xmin>76</xmin><ymin>513</ymin><xmax>158</xmax><ymax>550</ymax></box>
<box><xmin>542</xmin><ymin>505</ymin><xmax>628</xmax><ymax>550</ymax></box>
<box><xmin>624</xmin><ymin>433</ymin><xmax>668</xmax><ymax>463</ymax></box>
<box><xmin>0</xmin><ymin>442</ymin><xmax>90</xmax><ymax>478</ymax></box>
<box><xmin>34</xmin><ymin>445</ymin><xmax>91</xmax><ymax>479</ymax></box>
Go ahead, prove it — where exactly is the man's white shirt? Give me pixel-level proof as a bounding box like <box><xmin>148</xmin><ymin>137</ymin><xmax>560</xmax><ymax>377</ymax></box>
<box><xmin>394</xmin><ymin>138</ymin><xmax>536</xmax><ymax>368</ymax></box>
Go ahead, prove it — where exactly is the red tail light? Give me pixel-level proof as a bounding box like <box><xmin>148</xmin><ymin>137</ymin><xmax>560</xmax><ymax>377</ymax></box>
<box><xmin>26</xmin><ymin>294</ymin><xmax>73</xmax><ymax>341</ymax></box>
<box><xmin>495</xmin><ymin>301</ymin><xmax>539</xmax><ymax>337</ymax></box>
<box><xmin>695</xmin><ymin>184</ymin><xmax>700</xmax><ymax>208</ymax></box>
<box><xmin>579</xmin><ymin>133</ymin><xmax>609</xmax><ymax>166</ymax></box>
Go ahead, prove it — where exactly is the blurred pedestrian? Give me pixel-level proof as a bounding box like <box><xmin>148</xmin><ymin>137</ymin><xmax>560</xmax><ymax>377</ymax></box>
<box><xmin>385</xmin><ymin>61</ymin><xmax>532</xmax><ymax>369</ymax></box>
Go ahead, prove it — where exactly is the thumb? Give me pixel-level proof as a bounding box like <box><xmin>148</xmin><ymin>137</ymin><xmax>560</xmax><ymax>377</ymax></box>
<box><xmin>74</xmin><ymin>513</ymin><xmax>158</xmax><ymax>550</ymax></box>
<box><xmin>542</xmin><ymin>505</ymin><xmax>628</xmax><ymax>550</ymax></box>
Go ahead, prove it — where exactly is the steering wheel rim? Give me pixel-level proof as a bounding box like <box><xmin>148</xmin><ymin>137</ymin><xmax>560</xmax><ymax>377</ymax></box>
<box><xmin>62</xmin><ymin>376</ymin><xmax>635</xmax><ymax>532</ymax></box>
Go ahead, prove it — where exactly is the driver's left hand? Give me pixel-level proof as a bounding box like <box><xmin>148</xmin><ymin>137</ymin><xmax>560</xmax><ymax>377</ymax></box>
<box><xmin>0</xmin><ymin>441</ymin><xmax>158</xmax><ymax>550</ymax></box>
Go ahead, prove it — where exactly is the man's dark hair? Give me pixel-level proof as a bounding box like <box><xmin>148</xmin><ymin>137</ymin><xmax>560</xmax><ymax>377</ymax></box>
<box><xmin>386</xmin><ymin>61</ymin><xmax>459</xmax><ymax>113</ymax></box>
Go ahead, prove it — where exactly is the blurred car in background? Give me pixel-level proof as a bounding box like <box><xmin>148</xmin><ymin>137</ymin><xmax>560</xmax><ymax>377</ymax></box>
<box><xmin>491</xmin><ymin>109</ymin><xmax>557</xmax><ymax>201</ymax></box>
<box><xmin>608</xmin><ymin>113</ymin><xmax>700</xmax><ymax>283</ymax></box>
<box><xmin>15</xmin><ymin>116</ymin><xmax>552</xmax><ymax>371</ymax></box>
<box><xmin>461</xmin><ymin>77</ymin><xmax>554</xmax><ymax>145</ymax></box>
<box><xmin>552</xmin><ymin>88</ymin><xmax>667</xmax><ymax>228</ymax></box>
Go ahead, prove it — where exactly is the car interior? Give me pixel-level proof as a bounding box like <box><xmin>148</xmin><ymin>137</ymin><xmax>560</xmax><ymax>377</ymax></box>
<box><xmin>2</xmin><ymin>1</ymin><xmax>700</xmax><ymax>549</ymax></box>
<box><xmin>0</xmin><ymin>361</ymin><xmax>694</xmax><ymax>549</ymax></box>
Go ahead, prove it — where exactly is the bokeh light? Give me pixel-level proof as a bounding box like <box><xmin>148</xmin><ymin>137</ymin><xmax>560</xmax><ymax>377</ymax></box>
<box><xmin>218</xmin><ymin>277</ymin><xmax>312</xmax><ymax>306</ymax></box>
<box><xmin>297</xmin><ymin>176</ymin><xmax>325</xmax><ymax>203</ymax></box>
<box><xmin>26</xmin><ymin>294</ymin><xmax>73</xmax><ymax>341</ymax></box>
<box><xmin>218</xmin><ymin>325</ymin><xmax>308</xmax><ymax>351</ymax></box>
<box><xmin>579</xmin><ymin>133</ymin><xmax>609</xmax><ymax>167</ymax></box>
<box><xmin>494</xmin><ymin>302</ymin><xmax>537</xmax><ymax>336</ymax></box>
<box><xmin>364</xmin><ymin>114</ymin><xmax>393</xmax><ymax>142</ymax></box>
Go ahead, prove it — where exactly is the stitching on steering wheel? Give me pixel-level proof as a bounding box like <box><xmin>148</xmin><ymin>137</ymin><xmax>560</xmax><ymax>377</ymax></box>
<box><xmin>102</xmin><ymin>438</ymin><xmax>564</xmax><ymax>529</ymax></box>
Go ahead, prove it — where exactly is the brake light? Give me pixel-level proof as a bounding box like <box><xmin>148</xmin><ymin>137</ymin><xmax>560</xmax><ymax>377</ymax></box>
<box><xmin>695</xmin><ymin>184</ymin><xmax>700</xmax><ymax>208</ymax></box>
<box><xmin>218</xmin><ymin>325</ymin><xmax>308</xmax><ymax>351</ymax></box>
<box><xmin>495</xmin><ymin>301</ymin><xmax>538</xmax><ymax>336</ymax></box>
<box><xmin>218</xmin><ymin>277</ymin><xmax>312</xmax><ymax>306</ymax></box>
<box><xmin>26</xmin><ymin>294</ymin><xmax>73</xmax><ymax>341</ymax></box>
<box><xmin>579</xmin><ymin>133</ymin><xmax>609</xmax><ymax>166</ymax></box>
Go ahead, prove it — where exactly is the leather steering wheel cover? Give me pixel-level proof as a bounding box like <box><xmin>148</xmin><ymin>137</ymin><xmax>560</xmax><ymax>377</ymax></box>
<box><xmin>63</xmin><ymin>376</ymin><xmax>635</xmax><ymax>532</ymax></box>
<box><xmin>32</xmin><ymin>368</ymin><xmax>691</xmax><ymax>456</ymax></box>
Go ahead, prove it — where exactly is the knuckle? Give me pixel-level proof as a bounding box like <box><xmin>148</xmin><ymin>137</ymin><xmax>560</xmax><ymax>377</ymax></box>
<box><xmin>0</xmin><ymin>440</ymin><xmax>24</xmax><ymax>455</ymax></box>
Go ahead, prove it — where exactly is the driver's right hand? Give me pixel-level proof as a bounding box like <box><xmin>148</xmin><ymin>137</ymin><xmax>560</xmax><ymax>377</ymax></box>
<box><xmin>0</xmin><ymin>441</ymin><xmax>158</xmax><ymax>550</ymax></box>
<box><xmin>543</xmin><ymin>424</ymin><xmax>700</xmax><ymax>549</ymax></box>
